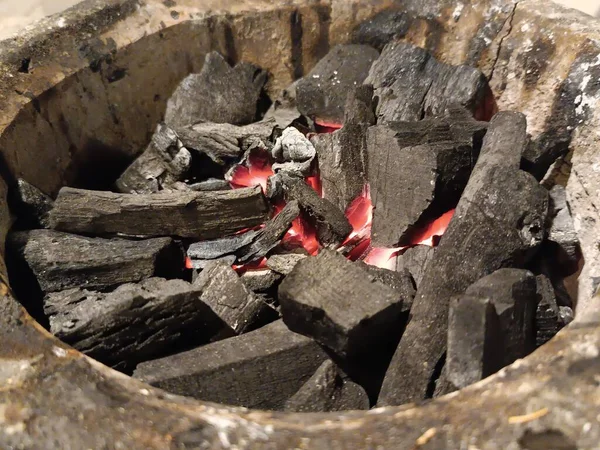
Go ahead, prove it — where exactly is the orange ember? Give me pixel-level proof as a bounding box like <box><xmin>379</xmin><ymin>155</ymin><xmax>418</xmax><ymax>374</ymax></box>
<box><xmin>314</xmin><ymin>119</ymin><xmax>343</xmax><ymax>134</ymax></box>
<box><xmin>229</xmin><ymin>150</ymin><xmax>274</xmax><ymax>192</ymax></box>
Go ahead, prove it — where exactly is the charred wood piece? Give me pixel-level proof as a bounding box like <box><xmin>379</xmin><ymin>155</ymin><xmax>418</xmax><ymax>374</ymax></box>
<box><xmin>9</xmin><ymin>179</ymin><xmax>54</xmax><ymax>229</ymax></box>
<box><xmin>165</xmin><ymin>51</ymin><xmax>267</xmax><ymax>128</ymax></box>
<box><xmin>284</xmin><ymin>359</ymin><xmax>369</xmax><ymax>412</ymax></box>
<box><xmin>44</xmin><ymin>278</ymin><xmax>227</xmax><ymax>370</ymax></box>
<box><xmin>396</xmin><ymin>245</ymin><xmax>435</xmax><ymax>289</ymax></box>
<box><xmin>351</xmin><ymin>10</ymin><xmax>411</xmax><ymax>51</ymax></box>
<box><xmin>116</xmin><ymin>123</ymin><xmax>191</xmax><ymax>194</ymax></box>
<box><xmin>278</xmin><ymin>250</ymin><xmax>407</xmax><ymax>358</ymax></box>
<box><xmin>193</xmin><ymin>262</ymin><xmax>274</xmax><ymax>335</ymax></box>
<box><xmin>365</xmin><ymin>42</ymin><xmax>492</xmax><ymax>123</ymax></box>
<box><xmin>266</xmin><ymin>253</ymin><xmax>307</xmax><ymax>276</ymax></box>
<box><xmin>277</xmin><ymin>174</ymin><xmax>352</xmax><ymax>247</ymax></box>
<box><xmin>378</xmin><ymin>112</ymin><xmax>549</xmax><ymax>406</ymax></box>
<box><xmin>296</xmin><ymin>44</ymin><xmax>379</xmax><ymax>123</ymax></box>
<box><xmin>272</xmin><ymin>127</ymin><xmax>316</xmax><ymax>176</ymax></box>
<box><xmin>133</xmin><ymin>320</ymin><xmax>328</xmax><ymax>410</ymax></box>
<box><xmin>7</xmin><ymin>230</ymin><xmax>181</xmax><ymax>294</ymax></box>
<box><xmin>547</xmin><ymin>185</ymin><xmax>580</xmax><ymax>271</ymax></box>
<box><xmin>535</xmin><ymin>275</ymin><xmax>571</xmax><ymax>347</ymax></box>
<box><xmin>49</xmin><ymin>186</ymin><xmax>270</xmax><ymax>240</ymax></box>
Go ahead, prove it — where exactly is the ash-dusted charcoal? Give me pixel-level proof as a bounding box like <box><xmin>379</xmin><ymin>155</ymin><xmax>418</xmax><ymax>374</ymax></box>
<box><xmin>264</xmin><ymin>81</ymin><xmax>302</xmax><ymax>129</ymax></box>
<box><xmin>277</xmin><ymin>174</ymin><xmax>352</xmax><ymax>247</ymax></box>
<box><xmin>365</xmin><ymin>42</ymin><xmax>491</xmax><ymax>123</ymax></box>
<box><xmin>442</xmin><ymin>293</ymin><xmax>503</xmax><ymax>394</ymax></box>
<box><xmin>9</xmin><ymin>179</ymin><xmax>54</xmax><ymax>229</ymax></box>
<box><xmin>188</xmin><ymin>179</ymin><xmax>231</xmax><ymax>191</ymax></box>
<box><xmin>241</xmin><ymin>269</ymin><xmax>283</xmax><ymax>295</ymax></box>
<box><xmin>378</xmin><ymin>112</ymin><xmax>549</xmax><ymax>406</ymax></box>
<box><xmin>165</xmin><ymin>52</ymin><xmax>267</xmax><ymax>128</ymax></box>
<box><xmin>272</xmin><ymin>127</ymin><xmax>316</xmax><ymax>175</ymax></box>
<box><xmin>8</xmin><ymin>230</ymin><xmax>181</xmax><ymax>294</ymax></box>
<box><xmin>368</xmin><ymin>126</ymin><xmax>475</xmax><ymax>246</ymax></box>
<box><xmin>284</xmin><ymin>359</ymin><xmax>369</xmax><ymax>412</ymax></box>
<box><xmin>187</xmin><ymin>201</ymin><xmax>299</xmax><ymax>268</ymax></box>
<box><xmin>465</xmin><ymin>269</ymin><xmax>537</xmax><ymax>365</ymax></box>
<box><xmin>267</xmin><ymin>253</ymin><xmax>307</xmax><ymax>276</ymax></box>
<box><xmin>296</xmin><ymin>44</ymin><xmax>379</xmax><ymax>123</ymax></box>
<box><xmin>396</xmin><ymin>245</ymin><xmax>435</xmax><ymax>289</ymax></box>
<box><xmin>116</xmin><ymin>123</ymin><xmax>191</xmax><ymax>194</ymax></box>
<box><xmin>176</xmin><ymin>119</ymin><xmax>277</xmax><ymax>165</ymax></box>
<box><xmin>133</xmin><ymin>320</ymin><xmax>328</xmax><ymax>410</ymax></box>
<box><xmin>535</xmin><ymin>275</ymin><xmax>570</xmax><ymax>346</ymax></box>
<box><xmin>278</xmin><ymin>250</ymin><xmax>406</xmax><ymax>357</ymax></box>
<box><xmin>311</xmin><ymin>85</ymin><xmax>375</xmax><ymax>212</ymax></box>
<box><xmin>352</xmin><ymin>10</ymin><xmax>410</xmax><ymax>51</ymax></box>
<box><xmin>547</xmin><ymin>185</ymin><xmax>580</xmax><ymax>268</ymax></box>
<box><xmin>44</xmin><ymin>278</ymin><xmax>226</xmax><ymax>370</ymax></box>
<box><xmin>193</xmin><ymin>261</ymin><xmax>274</xmax><ymax>335</ymax></box>
<box><xmin>49</xmin><ymin>186</ymin><xmax>270</xmax><ymax>240</ymax></box>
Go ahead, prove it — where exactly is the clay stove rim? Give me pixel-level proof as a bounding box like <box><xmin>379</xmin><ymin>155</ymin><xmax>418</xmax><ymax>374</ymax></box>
<box><xmin>0</xmin><ymin>0</ymin><xmax>599</xmax><ymax>447</ymax></box>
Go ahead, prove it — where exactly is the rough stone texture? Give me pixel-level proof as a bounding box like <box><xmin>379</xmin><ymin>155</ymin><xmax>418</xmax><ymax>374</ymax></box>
<box><xmin>0</xmin><ymin>0</ymin><xmax>599</xmax><ymax>447</ymax></box>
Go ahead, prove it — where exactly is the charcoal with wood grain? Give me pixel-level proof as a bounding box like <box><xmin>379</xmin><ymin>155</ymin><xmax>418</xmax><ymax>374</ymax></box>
<box><xmin>9</xmin><ymin>179</ymin><xmax>54</xmax><ymax>229</ymax></box>
<box><xmin>311</xmin><ymin>85</ymin><xmax>375</xmax><ymax>212</ymax></box>
<box><xmin>365</xmin><ymin>42</ymin><xmax>493</xmax><ymax>123</ymax></box>
<box><xmin>378</xmin><ymin>112</ymin><xmax>549</xmax><ymax>406</ymax></box>
<box><xmin>284</xmin><ymin>359</ymin><xmax>369</xmax><ymax>412</ymax></box>
<box><xmin>535</xmin><ymin>274</ymin><xmax>573</xmax><ymax>347</ymax></box>
<box><xmin>49</xmin><ymin>186</ymin><xmax>270</xmax><ymax>240</ymax></box>
<box><xmin>193</xmin><ymin>261</ymin><xmax>276</xmax><ymax>335</ymax></box>
<box><xmin>278</xmin><ymin>250</ymin><xmax>409</xmax><ymax>358</ymax></box>
<box><xmin>133</xmin><ymin>320</ymin><xmax>328</xmax><ymax>410</ymax></box>
<box><xmin>241</xmin><ymin>269</ymin><xmax>283</xmax><ymax>295</ymax></box>
<box><xmin>165</xmin><ymin>51</ymin><xmax>268</xmax><ymax>128</ymax></box>
<box><xmin>116</xmin><ymin>123</ymin><xmax>191</xmax><ymax>194</ymax></box>
<box><xmin>351</xmin><ymin>9</ymin><xmax>411</xmax><ymax>51</ymax></box>
<box><xmin>44</xmin><ymin>278</ymin><xmax>228</xmax><ymax>371</ymax></box>
<box><xmin>296</xmin><ymin>44</ymin><xmax>380</xmax><ymax>124</ymax></box>
<box><xmin>186</xmin><ymin>200</ymin><xmax>299</xmax><ymax>268</ymax></box>
<box><xmin>266</xmin><ymin>253</ymin><xmax>308</xmax><ymax>276</ymax></box>
<box><xmin>545</xmin><ymin>185</ymin><xmax>580</xmax><ymax>272</ymax></box>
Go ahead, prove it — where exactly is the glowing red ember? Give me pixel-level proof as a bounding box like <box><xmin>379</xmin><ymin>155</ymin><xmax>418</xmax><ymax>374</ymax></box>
<box><xmin>229</xmin><ymin>150</ymin><xmax>274</xmax><ymax>192</ymax></box>
<box><xmin>314</xmin><ymin>119</ymin><xmax>343</xmax><ymax>134</ymax></box>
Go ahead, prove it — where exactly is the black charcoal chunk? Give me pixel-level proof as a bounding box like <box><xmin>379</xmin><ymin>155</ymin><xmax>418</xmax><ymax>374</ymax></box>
<box><xmin>49</xmin><ymin>186</ymin><xmax>270</xmax><ymax>240</ymax></box>
<box><xmin>116</xmin><ymin>123</ymin><xmax>191</xmax><ymax>194</ymax></box>
<box><xmin>396</xmin><ymin>245</ymin><xmax>435</xmax><ymax>289</ymax></box>
<box><xmin>378</xmin><ymin>112</ymin><xmax>549</xmax><ymax>406</ymax></box>
<box><xmin>278</xmin><ymin>250</ymin><xmax>407</xmax><ymax>357</ymax></box>
<box><xmin>266</xmin><ymin>253</ymin><xmax>308</xmax><ymax>276</ymax></box>
<box><xmin>45</xmin><ymin>278</ymin><xmax>225</xmax><ymax>370</ymax></box>
<box><xmin>10</xmin><ymin>179</ymin><xmax>54</xmax><ymax>229</ymax></box>
<box><xmin>133</xmin><ymin>320</ymin><xmax>328</xmax><ymax>410</ymax></box>
<box><xmin>357</xmin><ymin>263</ymin><xmax>416</xmax><ymax>311</ymax></box>
<box><xmin>284</xmin><ymin>360</ymin><xmax>369</xmax><ymax>412</ymax></box>
<box><xmin>241</xmin><ymin>269</ymin><xmax>283</xmax><ymax>295</ymax></box>
<box><xmin>296</xmin><ymin>44</ymin><xmax>379</xmax><ymax>123</ymax></box>
<box><xmin>535</xmin><ymin>275</ymin><xmax>568</xmax><ymax>346</ymax></box>
<box><xmin>547</xmin><ymin>185</ymin><xmax>580</xmax><ymax>268</ymax></box>
<box><xmin>7</xmin><ymin>230</ymin><xmax>181</xmax><ymax>294</ymax></box>
<box><xmin>365</xmin><ymin>42</ymin><xmax>491</xmax><ymax>123</ymax></box>
<box><xmin>165</xmin><ymin>51</ymin><xmax>267</xmax><ymax>128</ymax></box>
<box><xmin>352</xmin><ymin>10</ymin><xmax>410</xmax><ymax>51</ymax></box>
<box><xmin>188</xmin><ymin>179</ymin><xmax>231</xmax><ymax>191</ymax></box>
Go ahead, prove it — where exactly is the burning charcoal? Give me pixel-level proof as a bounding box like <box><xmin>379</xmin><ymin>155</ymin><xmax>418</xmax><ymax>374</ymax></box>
<box><xmin>193</xmin><ymin>262</ymin><xmax>273</xmax><ymax>335</ymax></box>
<box><xmin>351</xmin><ymin>10</ymin><xmax>410</xmax><ymax>51</ymax></box>
<box><xmin>311</xmin><ymin>85</ymin><xmax>375</xmax><ymax>211</ymax></box>
<box><xmin>176</xmin><ymin>119</ymin><xmax>276</xmax><ymax>165</ymax></box>
<box><xmin>272</xmin><ymin>127</ymin><xmax>316</xmax><ymax>175</ymax></box>
<box><xmin>283</xmin><ymin>359</ymin><xmax>369</xmax><ymax>412</ymax></box>
<box><xmin>378</xmin><ymin>112</ymin><xmax>549</xmax><ymax>406</ymax></box>
<box><xmin>264</xmin><ymin>81</ymin><xmax>302</xmax><ymax>129</ymax></box>
<box><xmin>443</xmin><ymin>293</ymin><xmax>503</xmax><ymax>394</ymax></box>
<box><xmin>278</xmin><ymin>250</ymin><xmax>407</xmax><ymax>357</ymax></box>
<box><xmin>188</xmin><ymin>179</ymin><xmax>231</xmax><ymax>191</ymax></box>
<box><xmin>278</xmin><ymin>174</ymin><xmax>352</xmax><ymax>247</ymax></box>
<box><xmin>535</xmin><ymin>275</ymin><xmax>569</xmax><ymax>346</ymax></box>
<box><xmin>464</xmin><ymin>269</ymin><xmax>537</xmax><ymax>366</ymax></box>
<box><xmin>266</xmin><ymin>253</ymin><xmax>307</xmax><ymax>276</ymax></box>
<box><xmin>7</xmin><ymin>230</ymin><xmax>181</xmax><ymax>294</ymax></box>
<box><xmin>241</xmin><ymin>269</ymin><xmax>283</xmax><ymax>295</ymax></box>
<box><xmin>296</xmin><ymin>44</ymin><xmax>380</xmax><ymax>123</ymax></box>
<box><xmin>547</xmin><ymin>185</ymin><xmax>580</xmax><ymax>269</ymax></box>
<box><xmin>44</xmin><ymin>278</ymin><xmax>226</xmax><ymax>370</ymax></box>
<box><xmin>165</xmin><ymin>52</ymin><xmax>267</xmax><ymax>128</ymax></box>
<box><xmin>116</xmin><ymin>123</ymin><xmax>191</xmax><ymax>194</ymax></box>
<box><xmin>9</xmin><ymin>179</ymin><xmax>54</xmax><ymax>229</ymax></box>
<box><xmin>396</xmin><ymin>245</ymin><xmax>435</xmax><ymax>289</ymax></box>
<box><xmin>49</xmin><ymin>186</ymin><xmax>270</xmax><ymax>240</ymax></box>
<box><xmin>368</xmin><ymin>125</ymin><xmax>475</xmax><ymax>246</ymax></box>
<box><xmin>365</xmin><ymin>42</ymin><xmax>491</xmax><ymax>123</ymax></box>
<box><xmin>133</xmin><ymin>320</ymin><xmax>328</xmax><ymax>410</ymax></box>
